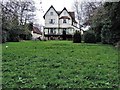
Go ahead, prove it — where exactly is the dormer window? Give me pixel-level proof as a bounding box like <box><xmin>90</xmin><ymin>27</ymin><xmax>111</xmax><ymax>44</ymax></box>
<box><xmin>63</xmin><ymin>19</ymin><xmax>67</xmax><ymax>23</ymax></box>
<box><xmin>50</xmin><ymin>12</ymin><xmax>53</xmax><ymax>15</ymax></box>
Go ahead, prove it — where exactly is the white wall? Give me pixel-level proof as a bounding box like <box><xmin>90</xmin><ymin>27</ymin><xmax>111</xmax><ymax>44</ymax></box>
<box><xmin>31</xmin><ymin>31</ymin><xmax>42</xmax><ymax>39</ymax></box>
<box><xmin>45</xmin><ymin>8</ymin><xmax>59</xmax><ymax>28</ymax></box>
<box><xmin>59</xmin><ymin>10</ymin><xmax>72</xmax><ymax>28</ymax></box>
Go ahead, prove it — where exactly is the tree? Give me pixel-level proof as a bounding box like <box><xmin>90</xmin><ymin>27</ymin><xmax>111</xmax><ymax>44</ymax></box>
<box><xmin>102</xmin><ymin>2</ymin><xmax>120</xmax><ymax>44</ymax></box>
<box><xmin>73</xmin><ymin>0</ymin><xmax>102</xmax><ymax>26</ymax></box>
<box><xmin>18</xmin><ymin>0</ymin><xmax>36</xmax><ymax>25</ymax></box>
<box><xmin>73</xmin><ymin>1</ymin><xmax>103</xmax><ymax>43</ymax></box>
<box><xmin>1</xmin><ymin>0</ymin><xmax>36</xmax><ymax>42</ymax></box>
<box><xmin>89</xmin><ymin>5</ymin><xmax>105</xmax><ymax>42</ymax></box>
<box><xmin>1</xmin><ymin>1</ymin><xmax>20</xmax><ymax>42</ymax></box>
<box><xmin>88</xmin><ymin>2</ymin><xmax>120</xmax><ymax>44</ymax></box>
<box><xmin>73</xmin><ymin>0</ymin><xmax>83</xmax><ymax>31</ymax></box>
<box><xmin>73</xmin><ymin>1</ymin><xmax>120</xmax><ymax>45</ymax></box>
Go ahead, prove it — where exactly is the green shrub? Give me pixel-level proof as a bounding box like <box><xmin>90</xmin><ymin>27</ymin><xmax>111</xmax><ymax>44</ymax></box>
<box><xmin>19</xmin><ymin>33</ymin><xmax>32</xmax><ymax>40</ymax></box>
<box><xmin>101</xmin><ymin>24</ymin><xmax>112</xmax><ymax>44</ymax></box>
<box><xmin>62</xmin><ymin>30</ymin><xmax>66</xmax><ymax>40</ymax></box>
<box><xmin>73</xmin><ymin>31</ymin><xmax>81</xmax><ymax>43</ymax></box>
<box><xmin>95</xmin><ymin>33</ymin><xmax>101</xmax><ymax>42</ymax></box>
<box><xmin>83</xmin><ymin>32</ymin><xmax>96</xmax><ymax>43</ymax></box>
<box><xmin>115</xmin><ymin>41</ymin><xmax>120</xmax><ymax>50</ymax></box>
<box><xmin>8</xmin><ymin>29</ymin><xmax>20</xmax><ymax>42</ymax></box>
<box><xmin>25</xmin><ymin>33</ymin><xmax>32</xmax><ymax>40</ymax></box>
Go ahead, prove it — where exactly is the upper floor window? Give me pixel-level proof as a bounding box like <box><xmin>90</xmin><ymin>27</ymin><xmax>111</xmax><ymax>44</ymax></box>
<box><xmin>50</xmin><ymin>12</ymin><xmax>53</xmax><ymax>15</ymax></box>
<box><xmin>63</xmin><ymin>19</ymin><xmax>67</xmax><ymax>23</ymax></box>
<box><xmin>64</xmin><ymin>11</ymin><xmax>66</xmax><ymax>15</ymax></box>
<box><xmin>49</xmin><ymin>19</ymin><xmax>55</xmax><ymax>24</ymax></box>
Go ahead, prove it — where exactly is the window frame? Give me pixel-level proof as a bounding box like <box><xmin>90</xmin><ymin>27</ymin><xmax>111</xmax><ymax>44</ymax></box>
<box><xmin>49</xmin><ymin>19</ymin><xmax>55</xmax><ymax>24</ymax></box>
<box><xmin>63</xmin><ymin>19</ymin><xmax>67</xmax><ymax>23</ymax></box>
<box><xmin>50</xmin><ymin>12</ymin><xmax>53</xmax><ymax>15</ymax></box>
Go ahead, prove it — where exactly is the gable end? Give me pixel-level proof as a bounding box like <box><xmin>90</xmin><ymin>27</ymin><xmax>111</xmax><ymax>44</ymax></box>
<box><xmin>43</xmin><ymin>5</ymin><xmax>58</xmax><ymax>19</ymax></box>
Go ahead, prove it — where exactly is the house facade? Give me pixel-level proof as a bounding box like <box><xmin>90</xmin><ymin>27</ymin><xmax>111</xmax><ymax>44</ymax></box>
<box><xmin>43</xmin><ymin>5</ymin><xmax>79</xmax><ymax>40</ymax></box>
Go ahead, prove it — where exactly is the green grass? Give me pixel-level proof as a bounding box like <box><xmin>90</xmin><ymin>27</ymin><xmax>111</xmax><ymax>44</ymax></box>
<box><xmin>2</xmin><ymin>41</ymin><xmax>119</xmax><ymax>88</ymax></box>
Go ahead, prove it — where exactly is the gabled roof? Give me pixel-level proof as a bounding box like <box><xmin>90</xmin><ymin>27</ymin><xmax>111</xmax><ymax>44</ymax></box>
<box><xmin>59</xmin><ymin>7</ymin><xmax>77</xmax><ymax>23</ymax></box>
<box><xmin>59</xmin><ymin>7</ymin><xmax>68</xmax><ymax>16</ymax></box>
<box><xmin>43</xmin><ymin>5</ymin><xmax>58</xmax><ymax>19</ymax></box>
<box><xmin>57</xmin><ymin>11</ymin><xmax>61</xmax><ymax>15</ymax></box>
<box><xmin>33</xmin><ymin>26</ymin><xmax>42</xmax><ymax>35</ymax></box>
<box><xmin>60</xmin><ymin>7</ymin><xmax>77</xmax><ymax>23</ymax></box>
<box><xmin>68</xmin><ymin>12</ymin><xmax>77</xmax><ymax>23</ymax></box>
<box><xmin>43</xmin><ymin>5</ymin><xmax>77</xmax><ymax>23</ymax></box>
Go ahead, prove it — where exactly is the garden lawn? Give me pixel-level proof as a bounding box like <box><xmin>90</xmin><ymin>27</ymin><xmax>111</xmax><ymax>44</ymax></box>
<box><xmin>2</xmin><ymin>41</ymin><xmax>119</xmax><ymax>88</ymax></box>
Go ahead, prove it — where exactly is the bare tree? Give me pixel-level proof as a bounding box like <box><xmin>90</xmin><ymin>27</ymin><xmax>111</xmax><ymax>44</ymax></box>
<box><xmin>73</xmin><ymin>0</ymin><xmax>103</xmax><ymax>28</ymax></box>
<box><xmin>18</xmin><ymin>0</ymin><xmax>36</xmax><ymax>25</ymax></box>
<box><xmin>73</xmin><ymin>0</ymin><xmax>83</xmax><ymax>31</ymax></box>
<box><xmin>1</xmin><ymin>0</ymin><xmax>36</xmax><ymax>25</ymax></box>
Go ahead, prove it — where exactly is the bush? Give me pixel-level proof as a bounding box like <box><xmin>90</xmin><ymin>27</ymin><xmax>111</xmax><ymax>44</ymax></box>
<box><xmin>25</xmin><ymin>33</ymin><xmax>32</xmax><ymax>40</ymax></box>
<box><xmin>101</xmin><ymin>24</ymin><xmax>112</xmax><ymax>44</ymax></box>
<box><xmin>115</xmin><ymin>41</ymin><xmax>120</xmax><ymax>50</ymax></box>
<box><xmin>19</xmin><ymin>33</ymin><xmax>32</xmax><ymax>40</ymax></box>
<box><xmin>62</xmin><ymin>30</ymin><xmax>66</xmax><ymax>40</ymax></box>
<box><xmin>8</xmin><ymin>29</ymin><xmax>20</xmax><ymax>42</ymax></box>
<box><xmin>83</xmin><ymin>32</ymin><xmax>96</xmax><ymax>43</ymax></box>
<box><xmin>95</xmin><ymin>33</ymin><xmax>101</xmax><ymax>42</ymax></box>
<box><xmin>73</xmin><ymin>31</ymin><xmax>81</xmax><ymax>43</ymax></box>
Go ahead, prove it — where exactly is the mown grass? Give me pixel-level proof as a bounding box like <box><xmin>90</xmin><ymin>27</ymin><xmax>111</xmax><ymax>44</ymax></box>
<box><xmin>2</xmin><ymin>41</ymin><xmax>119</xmax><ymax>88</ymax></box>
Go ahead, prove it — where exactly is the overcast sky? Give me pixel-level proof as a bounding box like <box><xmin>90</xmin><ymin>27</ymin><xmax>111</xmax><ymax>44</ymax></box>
<box><xmin>34</xmin><ymin>0</ymin><xmax>75</xmax><ymax>25</ymax></box>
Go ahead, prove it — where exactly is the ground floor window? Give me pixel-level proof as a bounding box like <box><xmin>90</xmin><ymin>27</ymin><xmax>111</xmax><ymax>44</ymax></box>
<box><xmin>44</xmin><ymin>28</ymin><xmax>75</xmax><ymax>35</ymax></box>
<box><xmin>50</xmin><ymin>28</ymin><xmax>53</xmax><ymax>34</ymax></box>
<box><xmin>63</xmin><ymin>28</ymin><xmax>66</xmax><ymax>35</ymax></box>
<box><xmin>50</xmin><ymin>28</ymin><xmax>57</xmax><ymax>34</ymax></box>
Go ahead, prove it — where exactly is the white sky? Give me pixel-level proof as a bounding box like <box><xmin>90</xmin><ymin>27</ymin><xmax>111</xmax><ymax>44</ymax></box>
<box><xmin>34</xmin><ymin>0</ymin><xmax>75</xmax><ymax>25</ymax></box>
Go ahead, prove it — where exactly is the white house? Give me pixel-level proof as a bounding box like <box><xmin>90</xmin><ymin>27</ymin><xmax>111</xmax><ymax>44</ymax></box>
<box><xmin>43</xmin><ymin>5</ymin><xmax>79</xmax><ymax>40</ymax></box>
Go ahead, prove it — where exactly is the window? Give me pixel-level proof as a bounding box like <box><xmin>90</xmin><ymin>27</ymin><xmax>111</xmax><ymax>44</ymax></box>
<box><xmin>63</xmin><ymin>29</ymin><xmax>66</xmax><ymax>34</ymax></box>
<box><xmin>50</xmin><ymin>28</ymin><xmax>53</xmax><ymax>34</ymax></box>
<box><xmin>54</xmin><ymin>30</ymin><xmax>56</xmax><ymax>34</ymax></box>
<box><xmin>50</xmin><ymin>29</ymin><xmax>56</xmax><ymax>34</ymax></box>
<box><xmin>63</xmin><ymin>19</ymin><xmax>67</xmax><ymax>23</ymax></box>
<box><xmin>66</xmin><ymin>29</ymin><xmax>69</xmax><ymax>34</ymax></box>
<box><xmin>64</xmin><ymin>11</ymin><xmax>66</xmax><ymax>15</ymax></box>
<box><xmin>50</xmin><ymin>12</ymin><xmax>53</xmax><ymax>15</ymax></box>
<box><xmin>49</xmin><ymin>19</ymin><xmax>55</xmax><ymax>24</ymax></box>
